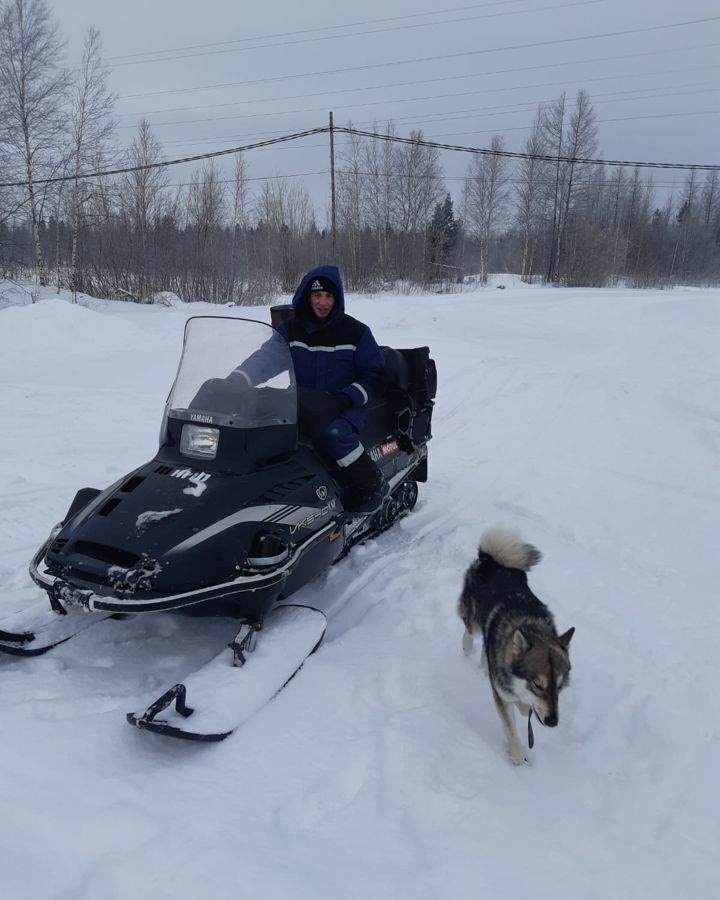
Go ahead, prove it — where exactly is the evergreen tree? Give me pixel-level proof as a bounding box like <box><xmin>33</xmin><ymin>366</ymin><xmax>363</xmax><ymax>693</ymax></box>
<box><xmin>427</xmin><ymin>194</ymin><xmax>458</xmax><ymax>282</ymax></box>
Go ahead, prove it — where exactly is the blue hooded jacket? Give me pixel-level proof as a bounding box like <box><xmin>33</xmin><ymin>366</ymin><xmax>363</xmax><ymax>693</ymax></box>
<box><xmin>276</xmin><ymin>266</ymin><xmax>386</xmax><ymax>428</ymax></box>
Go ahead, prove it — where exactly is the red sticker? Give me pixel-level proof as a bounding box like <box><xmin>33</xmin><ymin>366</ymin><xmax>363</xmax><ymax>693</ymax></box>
<box><xmin>380</xmin><ymin>440</ymin><xmax>399</xmax><ymax>457</ymax></box>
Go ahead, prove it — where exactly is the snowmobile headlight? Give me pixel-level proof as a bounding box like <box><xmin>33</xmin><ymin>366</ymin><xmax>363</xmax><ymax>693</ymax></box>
<box><xmin>180</xmin><ymin>424</ymin><xmax>219</xmax><ymax>459</ymax></box>
<box><xmin>246</xmin><ymin>533</ymin><xmax>290</xmax><ymax>568</ymax></box>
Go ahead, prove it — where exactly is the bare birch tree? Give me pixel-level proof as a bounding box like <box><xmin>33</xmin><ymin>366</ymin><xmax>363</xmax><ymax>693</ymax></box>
<box><xmin>69</xmin><ymin>26</ymin><xmax>115</xmax><ymax>299</ymax></box>
<box><xmin>394</xmin><ymin>130</ymin><xmax>443</xmax><ymax>233</ymax></box>
<box><xmin>362</xmin><ymin>122</ymin><xmax>396</xmax><ymax>280</ymax></box>
<box><xmin>700</xmin><ymin>170</ymin><xmax>719</xmax><ymax>228</ymax></box>
<box><xmin>539</xmin><ymin>91</ymin><xmax>599</xmax><ymax>283</ymax></box>
<box><xmin>337</xmin><ymin>125</ymin><xmax>365</xmax><ymax>288</ymax></box>
<box><xmin>464</xmin><ymin>135</ymin><xmax>509</xmax><ymax>284</ymax></box>
<box><xmin>540</xmin><ymin>92</ymin><xmax>567</xmax><ymax>283</ymax></box>
<box><xmin>0</xmin><ymin>0</ymin><xmax>69</xmax><ymax>284</ymax></box>
<box><xmin>699</xmin><ymin>170</ymin><xmax>720</xmax><ymax>280</ymax></box>
<box><xmin>554</xmin><ymin>90</ymin><xmax>598</xmax><ymax>281</ymax></box>
<box><xmin>52</xmin><ymin>156</ymin><xmax>69</xmax><ymax>287</ymax></box>
<box><xmin>256</xmin><ymin>178</ymin><xmax>314</xmax><ymax>291</ymax></box>
<box><xmin>119</xmin><ymin>119</ymin><xmax>169</xmax><ymax>298</ymax></box>
<box><xmin>0</xmin><ymin>117</ymin><xmax>24</xmax><ymax>229</ymax></box>
<box><xmin>228</xmin><ymin>152</ymin><xmax>249</xmax><ymax>299</ymax></box>
<box><xmin>186</xmin><ymin>160</ymin><xmax>226</xmax><ymax>302</ymax></box>
<box><xmin>392</xmin><ymin>130</ymin><xmax>444</xmax><ymax>278</ymax></box>
<box><xmin>514</xmin><ymin>111</ymin><xmax>548</xmax><ymax>282</ymax></box>
<box><xmin>671</xmin><ymin>169</ymin><xmax>701</xmax><ymax>282</ymax></box>
<box><xmin>605</xmin><ymin>168</ymin><xmax>627</xmax><ymax>281</ymax></box>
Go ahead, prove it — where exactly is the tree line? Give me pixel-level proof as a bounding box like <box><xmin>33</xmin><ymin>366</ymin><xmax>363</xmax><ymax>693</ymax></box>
<box><xmin>1</xmin><ymin>0</ymin><xmax>718</xmax><ymax>303</ymax></box>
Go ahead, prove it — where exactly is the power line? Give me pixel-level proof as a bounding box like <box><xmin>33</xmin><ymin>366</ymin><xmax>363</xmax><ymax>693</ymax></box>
<box><xmin>400</xmin><ymin>112</ymin><xmax>714</xmax><ymax>143</ymax></box>
<box><xmin>0</xmin><ymin>129</ymin><xmax>327</xmax><ymax>189</ymax></box>
<box><xmin>167</xmin><ymin>170</ymin><xmax>328</xmax><ymax>188</ymax></box>
<box><xmin>116</xmin><ymin>82</ymin><xmax>719</xmax><ymax>132</ymax></box>
<box><xmin>119</xmin><ymin>47</ymin><xmax>713</xmax><ymax>106</ymax></box>
<box><xmin>367</xmin><ymin>88</ymin><xmax>719</xmax><ymax>131</ymax></box>
<box><xmin>108</xmin><ymin>1</ymin><xmax>605</xmax><ymax>68</ymax></box>
<box><xmin>119</xmin><ymin>96</ymin><xmax>720</xmax><ymax>157</ymax></box>
<box><xmin>600</xmin><ymin>108</ymin><xmax>720</xmax><ymax>124</ymax></box>
<box><xmin>116</xmin><ymin>57</ymin><xmax>720</xmax><ymax>119</ymax></box>
<box><xmin>117</xmin><ymin>27</ymin><xmax>720</xmax><ymax>101</ymax></box>
<box><xmin>336</xmin><ymin>126</ymin><xmax>720</xmax><ymax>171</ymax></box>
<box><xmin>1</xmin><ymin>163</ymin><xmax>694</xmax><ymax>203</ymax></box>
<box><xmin>2</xmin><ymin>122</ymin><xmax>718</xmax><ymax>191</ymax></box>
<box><xmin>150</xmin><ymin>92</ymin><xmax>718</xmax><ymax>154</ymax></box>
<box><xmin>108</xmin><ymin>0</ymin><xmax>529</xmax><ymax>62</ymax></box>
<box><xmin>335</xmin><ymin>168</ymin><xmax>690</xmax><ymax>187</ymax></box>
<box><xmin>101</xmin><ymin>171</ymin><xmax>331</xmax><ymax>193</ymax></box>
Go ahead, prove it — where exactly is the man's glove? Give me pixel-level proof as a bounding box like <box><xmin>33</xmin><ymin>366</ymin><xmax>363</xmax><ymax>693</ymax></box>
<box><xmin>331</xmin><ymin>392</ymin><xmax>353</xmax><ymax>413</ymax></box>
<box><xmin>297</xmin><ymin>389</ymin><xmax>352</xmax><ymax>440</ymax></box>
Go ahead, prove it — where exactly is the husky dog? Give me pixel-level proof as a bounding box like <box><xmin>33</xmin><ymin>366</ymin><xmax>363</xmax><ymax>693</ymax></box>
<box><xmin>458</xmin><ymin>528</ymin><xmax>575</xmax><ymax>765</ymax></box>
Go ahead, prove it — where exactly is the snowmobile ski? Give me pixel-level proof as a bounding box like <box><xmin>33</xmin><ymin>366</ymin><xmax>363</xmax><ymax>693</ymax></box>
<box><xmin>0</xmin><ymin>601</ymin><xmax>114</xmax><ymax>657</ymax></box>
<box><xmin>127</xmin><ymin>604</ymin><xmax>327</xmax><ymax>741</ymax></box>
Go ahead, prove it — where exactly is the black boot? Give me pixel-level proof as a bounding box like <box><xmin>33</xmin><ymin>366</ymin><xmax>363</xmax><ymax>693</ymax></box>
<box><xmin>341</xmin><ymin>453</ymin><xmax>390</xmax><ymax>514</ymax></box>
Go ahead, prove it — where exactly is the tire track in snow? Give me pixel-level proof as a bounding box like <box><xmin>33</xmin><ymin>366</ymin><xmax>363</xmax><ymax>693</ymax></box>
<box><xmin>308</xmin><ymin>504</ymin><xmax>458</xmax><ymax>642</ymax></box>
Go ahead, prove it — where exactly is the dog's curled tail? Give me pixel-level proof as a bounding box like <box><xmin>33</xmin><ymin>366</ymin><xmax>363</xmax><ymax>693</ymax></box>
<box><xmin>479</xmin><ymin>527</ymin><xmax>542</xmax><ymax>571</ymax></box>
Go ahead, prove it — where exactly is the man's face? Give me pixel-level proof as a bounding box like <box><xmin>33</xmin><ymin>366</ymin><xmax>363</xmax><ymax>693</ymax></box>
<box><xmin>309</xmin><ymin>290</ymin><xmax>335</xmax><ymax>319</ymax></box>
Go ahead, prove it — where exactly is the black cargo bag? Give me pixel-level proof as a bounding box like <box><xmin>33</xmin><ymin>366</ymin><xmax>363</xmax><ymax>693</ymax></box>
<box><xmin>396</xmin><ymin>347</ymin><xmax>437</xmax><ymax>409</ymax></box>
<box><xmin>381</xmin><ymin>346</ymin><xmax>436</xmax><ymax>451</ymax></box>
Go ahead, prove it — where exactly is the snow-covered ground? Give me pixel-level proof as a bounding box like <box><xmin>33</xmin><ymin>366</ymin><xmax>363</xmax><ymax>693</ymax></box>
<box><xmin>1</xmin><ymin>280</ymin><xmax>718</xmax><ymax>899</ymax></box>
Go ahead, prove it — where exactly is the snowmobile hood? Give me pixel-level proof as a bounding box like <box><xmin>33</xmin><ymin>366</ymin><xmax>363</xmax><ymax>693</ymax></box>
<box><xmin>37</xmin><ymin>448</ymin><xmax>345</xmax><ymax>608</ymax></box>
<box><xmin>291</xmin><ymin>265</ymin><xmax>345</xmax><ymax>331</ymax></box>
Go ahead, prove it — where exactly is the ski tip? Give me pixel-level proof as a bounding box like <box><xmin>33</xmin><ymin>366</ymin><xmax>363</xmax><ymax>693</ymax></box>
<box><xmin>0</xmin><ymin>628</ymin><xmax>35</xmax><ymax>645</ymax></box>
<box><xmin>126</xmin><ymin>681</ymin><xmax>232</xmax><ymax>742</ymax></box>
<box><xmin>0</xmin><ymin>633</ymin><xmax>59</xmax><ymax>657</ymax></box>
<box><xmin>126</xmin><ymin>710</ymin><xmax>232</xmax><ymax>742</ymax></box>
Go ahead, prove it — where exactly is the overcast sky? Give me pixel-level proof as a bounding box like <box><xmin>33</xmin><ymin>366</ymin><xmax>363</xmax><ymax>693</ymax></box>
<box><xmin>58</xmin><ymin>0</ymin><xmax>720</xmax><ymax>215</ymax></box>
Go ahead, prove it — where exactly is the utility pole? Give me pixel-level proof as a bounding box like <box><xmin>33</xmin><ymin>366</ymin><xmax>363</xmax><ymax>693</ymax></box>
<box><xmin>329</xmin><ymin>111</ymin><xmax>337</xmax><ymax>262</ymax></box>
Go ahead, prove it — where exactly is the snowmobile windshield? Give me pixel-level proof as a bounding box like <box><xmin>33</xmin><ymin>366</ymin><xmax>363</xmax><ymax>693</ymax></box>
<box><xmin>166</xmin><ymin>316</ymin><xmax>296</xmax><ymax>429</ymax></box>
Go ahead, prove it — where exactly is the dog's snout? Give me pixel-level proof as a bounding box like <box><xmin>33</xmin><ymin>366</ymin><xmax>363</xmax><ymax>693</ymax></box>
<box><xmin>543</xmin><ymin>713</ymin><xmax>558</xmax><ymax>727</ymax></box>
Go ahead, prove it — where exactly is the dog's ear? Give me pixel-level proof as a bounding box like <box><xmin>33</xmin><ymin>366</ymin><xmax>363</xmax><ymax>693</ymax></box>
<box><xmin>557</xmin><ymin>627</ymin><xmax>575</xmax><ymax>649</ymax></box>
<box><xmin>512</xmin><ymin>629</ymin><xmax>529</xmax><ymax>657</ymax></box>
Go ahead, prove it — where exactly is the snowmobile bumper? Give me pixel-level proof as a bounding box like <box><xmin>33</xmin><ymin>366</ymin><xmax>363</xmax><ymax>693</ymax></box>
<box><xmin>29</xmin><ymin>522</ymin><xmax>339</xmax><ymax>616</ymax></box>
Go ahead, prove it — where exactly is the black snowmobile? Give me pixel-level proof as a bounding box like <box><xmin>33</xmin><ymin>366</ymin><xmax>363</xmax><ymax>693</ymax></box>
<box><xmin>0</xmin><ymin>314</ymin><xmax>436</xmax><ymax>740</ymax></box>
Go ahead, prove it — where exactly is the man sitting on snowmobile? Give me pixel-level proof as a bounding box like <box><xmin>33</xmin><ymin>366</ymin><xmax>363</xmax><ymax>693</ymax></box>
<box><xmin>275</xmin><ymin>265</ymin><xmax>389</xmax><ymax>513</ymax></box>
